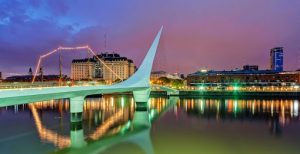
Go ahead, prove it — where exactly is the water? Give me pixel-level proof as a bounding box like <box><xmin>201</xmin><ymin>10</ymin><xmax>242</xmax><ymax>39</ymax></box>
<box><xmin>0</xmin><ymin>95</ymin><xmax>300</xmax><ymax>154</ymax></box>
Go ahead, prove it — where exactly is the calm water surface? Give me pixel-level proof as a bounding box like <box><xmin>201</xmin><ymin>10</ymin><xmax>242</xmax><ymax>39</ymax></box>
<box><xmin>0</xmin><ymin>95</ymin><xmax>300</xmax><ymax>154</ymax></box>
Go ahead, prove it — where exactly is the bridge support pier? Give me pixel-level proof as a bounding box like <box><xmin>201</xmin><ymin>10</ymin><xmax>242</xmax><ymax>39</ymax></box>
<box><xmin>132</xmin><ymin>110</ymin><xmax>151</xmax><ymax>127</ymax></box>
<box><xmin>70</xmin><ymin>96</ymin><xmax>85</xmax><ymax>123</ymax></box>
<box><xmin>133</xmin><ymin>88</ymin><xmax>150</xmax><ymax>111</ymax></box>
<box><xmin>70</xmin><ymin>121</ymin><xmax>87</xmax><ymax>148</ymax></box>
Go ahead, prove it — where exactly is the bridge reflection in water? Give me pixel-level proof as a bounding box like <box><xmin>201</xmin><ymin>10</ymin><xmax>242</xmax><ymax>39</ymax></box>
<box><xmin>26</xmin><ymin>96</ymin><xmax>136</xmax><ymax>149</ymax></box>
<box><xmin>0</xmin><ymin>95</ymin><xmax>175</xmax><ymax>153</ymax></box>
<box><xmin>1</xmin><ymin>96</ymin><xmax>299</xmax><ymax>153</ymax></box>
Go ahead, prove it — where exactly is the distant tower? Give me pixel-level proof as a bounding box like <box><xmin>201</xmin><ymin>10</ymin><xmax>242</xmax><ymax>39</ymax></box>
<box><xmin>59</xmin><ymin>54</ymin><xmax>62</xmax><ymax>78</ymax></box>
<box><xmin>270</xmin><ymin>47</ymin><xmax>283</xmax><ymax>72</ymax></box>
<box><xmin>104</xmin><ymin>33</ymin><xmax>107</xmax><ymax>50</ymax></box>
<box><xmin>39</xmin><ymin>67</ymin><xmax>43</xmax><ymax>82</ymax></box>
<box><xmin>28</xmin><ymin>67</ymin><xmax>33</xmax><ymax>76</ymax></box>
<box><xmin>59</xmin><ymin>53</ymin><xmax>63</xmax><ymax>84</ymax></box>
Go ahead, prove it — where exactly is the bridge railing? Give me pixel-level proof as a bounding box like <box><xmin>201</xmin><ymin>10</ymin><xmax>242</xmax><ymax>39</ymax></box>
<box><xmin>1</xmin><ymin>81</ymin><xmax>299</xmax><ymax>93</ymax></box>
<box><xmin>151</xmin><ymin>84</ymin><xmax>300</xmax><ymax>92</ymax></box>
<box><xmin>0</xmin><ymin>81</ymin><xmax>108</xmax><ymax>90</ymax></box>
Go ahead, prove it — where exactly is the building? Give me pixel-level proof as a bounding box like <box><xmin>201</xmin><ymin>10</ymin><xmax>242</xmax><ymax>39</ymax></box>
<box><xmin>4</xmin><ymin>75</ymin><xmax>67</xmax><ymax>82</ymax></box>
<box><xmin>28</xmin><ymin>68</ymin><xmax>33</xmax><ymax>76</ymax></box>
<box><xmin>151</xmin><ymin>71</ymin><xmax>167</xmax><ymax>80</ymax></box>
<box><xmin>71</xmin><ymin>52</ymin><xmax>136</xmax><ymax>82</ymax></box>
<box><xmin>71</xmin><ymin>58</ymin><xmax>97</xmax><ymax>80</ymax></box>
<box><xmin>187</xmin><ymin>69</ymin><xmax>300</xmax><ymax>86</ymax></box>
<box><xmin>243</xmin><ymin>65</ymin><xmax>258</xmax><ymax>71</ymax></box>
<box><xmin>270</xmin><ymin>47</ymin><xmax>283</xmax><ymax>72</ymax></box>
<box><xmin>0</xmin><ymin>72</ymin><xmax>2</xmax><ymax>81</ymax></box>
<box><xmin>94</xmin><ymin>53</ymin><xmax>136</xmax><ymax>82</ymax></box>
<box><xmin>151</xmin><ymin>71</ymin><xmax>182</xmax><ymax>81</ymax></box>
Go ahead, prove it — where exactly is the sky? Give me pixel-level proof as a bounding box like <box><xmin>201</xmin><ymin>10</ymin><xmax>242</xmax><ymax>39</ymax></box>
<box><xmin>0</xmin><ymin>0</ymin><xmax>299</xmax><ymax>77</ymax></box>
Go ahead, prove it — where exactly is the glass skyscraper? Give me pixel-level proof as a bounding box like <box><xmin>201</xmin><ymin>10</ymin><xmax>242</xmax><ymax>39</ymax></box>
<box><xmin>270</xmin><ymin>47</ymin><xmax>283</xmax><ymax>72</ymax></box>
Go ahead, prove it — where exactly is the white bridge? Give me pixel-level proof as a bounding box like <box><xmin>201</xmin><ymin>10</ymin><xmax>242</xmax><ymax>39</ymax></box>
<box><xmin>0</xmin><ymin>27</ymin><xmax>182</xmax><ymax>154</ymax></box>
<box><xmin>0</xmin><ymin>27</ymin><xmax>164</xmax><ymax>111</ymax></box>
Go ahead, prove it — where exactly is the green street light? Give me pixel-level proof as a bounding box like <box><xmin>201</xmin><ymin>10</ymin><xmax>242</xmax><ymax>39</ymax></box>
<box><xmin>198</xmin><ymin>85</ymin><xmax>205</xmax><ymax>91</ymax></box>
<box><xmin>233</xmin><ymin>86</ymin><xmax>239</xmax><ymax>91</ymax></box>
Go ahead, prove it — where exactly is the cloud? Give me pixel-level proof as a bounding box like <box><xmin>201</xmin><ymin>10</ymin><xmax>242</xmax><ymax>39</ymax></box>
<box><xmin>0</xmin><ymin>1</ymin><xmax>72</xmax><ymax>75</ymax></box>
<box><xmin>0</xmin><ymin>0</ymin><xmax>300</xmax><ymax>77</ymax></box>
<box><xmin>46</xmin><ymin>1</ymin><xmax>69</xmax><ymax>16</ymax></box>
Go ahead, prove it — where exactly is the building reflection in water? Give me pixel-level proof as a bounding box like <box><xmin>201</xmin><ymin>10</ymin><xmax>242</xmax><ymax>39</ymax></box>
<box><xmin>0</xmin><ymin>95</ymin><xmax>138</xmax><ymax>149</ymax></box>
<box><xmin>82</xmin><ymin>96</ymin><xmax>135</xmax><ymax>138</ymax></box>
<box><xmin>1</xmin><ymin>96</ymin><xmax>299</xmax><ymax>149</ymax></box>
<box><xmin>29</xmin><ymin>104</ymin><xmax>71</xmax><ymax>148</ymax></box>
<box><xmin>178</xmin><ymin>98</ymin><xmax>300</xmax><ymax>135</ymax></box>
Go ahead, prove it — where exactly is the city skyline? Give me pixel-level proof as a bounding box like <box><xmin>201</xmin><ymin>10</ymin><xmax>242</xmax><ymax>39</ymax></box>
<box><xmin>0</xmin><ymin>2</ymin><xmax>299</xmax><ymax>153</ymax></box>
<box><xmin>0</xmin><ymin>0</ymin><xmax>300</xmax><ymax>77</ymax></box>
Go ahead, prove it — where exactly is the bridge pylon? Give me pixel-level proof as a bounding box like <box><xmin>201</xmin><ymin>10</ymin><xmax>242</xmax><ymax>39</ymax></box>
<box><xmin>115</xmin><ymin>26</ymin><xmax>163</xmax><ymax>89</ymax></box>
<box><xmin>114</xmin><ymin>26</ymin><xmax>163</xmax><ymax>110</ymax></box>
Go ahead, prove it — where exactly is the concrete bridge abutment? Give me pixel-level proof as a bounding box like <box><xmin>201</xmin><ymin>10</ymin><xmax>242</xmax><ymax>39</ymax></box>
<box><xmin>69</xmin><ymin>96</ymin><xmax>87</xmax><ymax>148</ymax></box>
<box><xmin>70</xmin><ymin>121</ymin><xmax>87</xmax><ymax>148</ymax></box>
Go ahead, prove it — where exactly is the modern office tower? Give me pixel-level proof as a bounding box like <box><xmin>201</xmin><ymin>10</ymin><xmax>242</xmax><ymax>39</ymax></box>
<box><xmin>270</xmin><ymin>47</ymin><xmax>283</xmax><ymax>72</ymax></box>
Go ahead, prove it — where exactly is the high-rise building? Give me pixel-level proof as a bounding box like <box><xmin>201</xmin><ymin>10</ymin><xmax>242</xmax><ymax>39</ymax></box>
<box><xmin>0</xmin><ymin>71</ymin><xmax>2</xmax><ymax>80</ymax></box>
<box><xmin>71</xmin><ymin>58</ymin><xmax>96</xmax><ymax>80</ymax></box>
<box><xmin>270</xmin><ymin>47</ymin><xmax>283</xmax><ymax>72</ymax></box>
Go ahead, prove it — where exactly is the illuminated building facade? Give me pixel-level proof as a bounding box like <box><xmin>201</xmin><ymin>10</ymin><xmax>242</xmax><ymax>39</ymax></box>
<box><xmin>93</xmin><ymin>53</ymin><xmax>136</xmax><ymax>83</ymax></box>
<box><xmin>71</xmin><ymin>58</ymin><xmax>96</xmax><ymax>80</ymax></box>
<box><xmin>270</xmin><ymin>47</ymin><xmax>284</xmax><ymax>72</ymax></box>
<box><xmin>187</xmin><ymin>70</ymin><xmax>300</xmax><ymax>85</ymax></box>
<box><xmin>71</xmin><ymin>53</ymin><xmax>136</xmax><ymax>82</ymax></box>
<box><xmin>151</xmin><ymin>71</ymin><xmax>182</xmax><ymax>81</ymax></box>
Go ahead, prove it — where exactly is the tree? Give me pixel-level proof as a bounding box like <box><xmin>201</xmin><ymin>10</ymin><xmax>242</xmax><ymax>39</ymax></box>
<box><xmin>158</xmin><ymin>77</ymin><xmax>171</xmax><ymax>85</ymax></box>
<box><xmin>171</xmin><ymin>79</ymin><xmax>184</xmax><ymax>88</ymax></box>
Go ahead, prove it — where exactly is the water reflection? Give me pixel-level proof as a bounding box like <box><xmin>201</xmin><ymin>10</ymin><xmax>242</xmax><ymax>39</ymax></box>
<box><xmin>0</xmin><ymin>95</ymin><xmax>137</xmax><ymax>151</ymax></box>
<box><xmin>83</xmin><ymin>96</ymin><xmax>135</xmax><ymax>140</ymax></box>
<box><xmin>1</xmin><ymin>96</ymin><xmax>300</xmax><ymax>154</ymax></box>
<box><xmin>178</xmin><ymin>98</ymin><xmax>300</xmax><ymax>135</ymax></box>
<box><xmin>29</xmin><ymin>104</ymin><xmax>70</xmax><ymax>148</ymax></box>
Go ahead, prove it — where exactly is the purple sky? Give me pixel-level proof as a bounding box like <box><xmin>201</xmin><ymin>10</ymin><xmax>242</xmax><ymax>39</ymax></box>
<box><xmin>0</xmin><ymin>0</ymin><xmax>299</xmax><ymax>77</ymax></box>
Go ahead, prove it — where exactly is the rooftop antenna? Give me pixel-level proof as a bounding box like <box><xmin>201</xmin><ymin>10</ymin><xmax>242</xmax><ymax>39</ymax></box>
<box><xmin>59</xmin><ymin>50</ymin><xmax>63</xmax><ymax>84</ymax></box>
